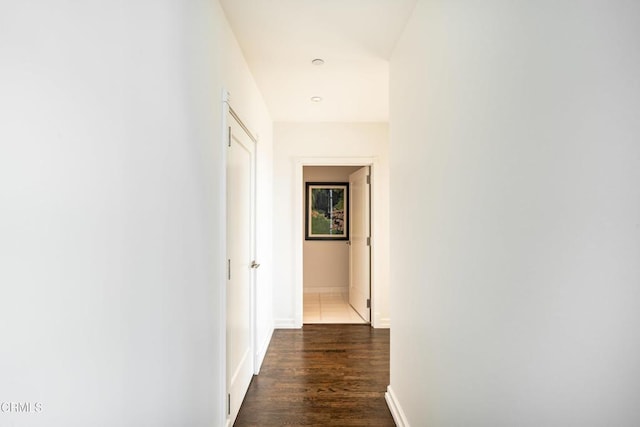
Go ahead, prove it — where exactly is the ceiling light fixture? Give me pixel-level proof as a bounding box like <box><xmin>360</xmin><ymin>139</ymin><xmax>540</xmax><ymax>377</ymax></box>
<box><xmin>310</xmin><ymin>96</ymin><xmax>323</xmax><ymax>103</ymax></box>
<box><xmin>311</xmin><ymin>58</ymin><xmax>325</xmax><ymax>66</ymax></box>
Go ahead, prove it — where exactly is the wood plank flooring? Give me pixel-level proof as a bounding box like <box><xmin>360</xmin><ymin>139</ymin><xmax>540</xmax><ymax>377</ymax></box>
<box><xmin>234</xmin><ymin>324</ymin><xmax>395</xmax><ymax>426</ymax></box>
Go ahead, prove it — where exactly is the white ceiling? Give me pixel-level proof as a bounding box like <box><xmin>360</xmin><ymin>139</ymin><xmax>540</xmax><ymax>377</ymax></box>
<box><xmin>219</xmin><ymin>0</ymin><xmax>417</xmax><ymax>123</ymax></box>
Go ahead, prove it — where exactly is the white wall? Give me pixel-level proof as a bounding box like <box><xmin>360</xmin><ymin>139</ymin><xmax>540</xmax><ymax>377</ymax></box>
<box><xmin>303</xmin><ymin>166</ymin><xmax>361</xmax><ymax>293</ymax></box>
<box><xmin>273</xmin><ymin>122</ymin><xmax>390</xmax><ymax>328</ymax></box>
<box><xmin>0</xmin><ymin>1</ymin><xmax>272</xmax><ymax>426</ymax></box>
<box><xmin>388</xmin><ymin>1</ymin><xmax>640</xmax><ymax>426</ymax></box>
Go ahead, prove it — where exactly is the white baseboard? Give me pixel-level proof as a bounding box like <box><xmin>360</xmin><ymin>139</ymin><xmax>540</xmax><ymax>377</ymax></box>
<box><xmin>385</xmin><ymin>385</ymin><xmax>409</xmax><ymax>427</ymax></box>
<box><xmin>375</xmin><ymin>317</ymin><xmax>391</xmax><ymax>328</ymax></box>
<box><xmin>274</xmin><ymin>318</ymin><xmax>299</xmax><ymax>329</ymax></box>
<box><xmin>254</xmin><ymin>326</ymin><xmax>274</xmax><ymax>374</ymax></box>
<box><xmin>303</xmin><ymin>286</ymin><xmax>348</xmax><ymax>294</ymax></box>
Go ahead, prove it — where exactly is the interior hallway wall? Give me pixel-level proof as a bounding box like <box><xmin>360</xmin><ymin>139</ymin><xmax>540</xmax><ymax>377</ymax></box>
<box><xmin>0</xmin><ymin>1</ymin><xmax>273</xmax><ymax>425</ymax></box>
<box><xmin>388</xmin><ymin>1</ymin><xmax>640</xmax><ymax>426</ymax></box>
<box><xmin>303</xmin><ymin>166</ymin><xmax>362</xmax><ymax>294</ymax></box>
<box><xmin>273</xmin><ymin>122</ymin><xmax>390</xmax><ymax>328</ymax></box>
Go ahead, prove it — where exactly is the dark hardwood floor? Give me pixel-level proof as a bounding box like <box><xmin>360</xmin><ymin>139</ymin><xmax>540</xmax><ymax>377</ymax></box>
<box><xmin>234</xmin><ymin>324</ymin><xmax>395</xmax><ymax>426</ymax></box>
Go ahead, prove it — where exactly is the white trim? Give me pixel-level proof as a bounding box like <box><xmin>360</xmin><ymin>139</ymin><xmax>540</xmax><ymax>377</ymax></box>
<box><xmin>294</xmin><ymin>157</ymin><xmax>382</xmax><ymax>328</ymax></box>
<box><xmin>274</xmin><ymin>318</ymin><xmax>298</xmax><ymax>329</ymax></box>
<box><xmin>377</xmin><ymin>317</ymin><xmax>391</xmax><ymax>329</ymax></box>
<box><xmin>254</xmin><ymin>324</ymin><xmax>273</xmax><ymax>374</ymax></box>
<box><xmin>219</xmin><ymin>88</ymin><xmax>229</xmax><ymax>427</ymax></box>
<box><xmin>385</xmin><ymin>385</ymin><xmax>410</xmax><ymax>427</ymax></box>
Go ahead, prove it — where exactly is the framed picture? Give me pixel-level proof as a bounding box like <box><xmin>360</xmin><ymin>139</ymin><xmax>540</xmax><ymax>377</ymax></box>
<box><xmin>305</xmin><ymin>182</ymin><xmax>349</xmax><ymax>240</ymax></box>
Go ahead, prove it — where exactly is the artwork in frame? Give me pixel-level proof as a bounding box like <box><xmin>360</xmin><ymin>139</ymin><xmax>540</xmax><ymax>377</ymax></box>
<box><xmin>305</xmin><ymin>182</ymin><xmax>349</xmax><ymax>240</ymax></box>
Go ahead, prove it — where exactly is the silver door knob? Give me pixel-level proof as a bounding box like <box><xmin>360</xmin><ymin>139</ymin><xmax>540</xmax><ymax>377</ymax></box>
<box><xmin>250</xmin><ymin>261</ymin><xmax>261</xmax><ymax>269</ymax></box>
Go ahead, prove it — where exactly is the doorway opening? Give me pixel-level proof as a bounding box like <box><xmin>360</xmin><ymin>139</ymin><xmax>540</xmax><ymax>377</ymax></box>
<box><xmin>293</xmin><ymin>156</ymin><xmax>387</xmax><ymax>329</ymax></box>
<box><xmin>302</xmin><ymin>166</ymin><xmax>370</xmax><ymax>324</ymax></box>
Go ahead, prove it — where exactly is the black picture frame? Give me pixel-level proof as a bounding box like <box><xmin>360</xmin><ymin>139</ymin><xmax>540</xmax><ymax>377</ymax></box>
<box><xmin>305</xmin><ymin>182</ymin><xmax>349</xmax><ymax>241</ymax></box>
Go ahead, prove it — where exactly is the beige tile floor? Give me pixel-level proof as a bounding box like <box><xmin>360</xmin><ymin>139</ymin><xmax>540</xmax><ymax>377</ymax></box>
<box><xmin>303</xmin><ymin>291</ymin><xmax>367</xmax><ymax>324</ymax></box>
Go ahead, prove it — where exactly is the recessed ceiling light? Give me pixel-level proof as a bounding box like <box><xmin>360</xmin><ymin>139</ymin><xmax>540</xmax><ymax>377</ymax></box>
<box><xmin>310</xmin><ymin>96</ymin><xmax>323</xmax><ymax>103</ymax></box>
<box><xmin>311</xmin><ymin>58</ymin><xmax>325</xmax><ymax>66</ymax></box>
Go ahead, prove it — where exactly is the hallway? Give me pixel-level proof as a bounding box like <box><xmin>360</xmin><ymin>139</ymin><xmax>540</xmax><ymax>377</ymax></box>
<box><xmin>234</xmin><ymin>325</ymin><xmax>394</xmax><ymax>426</ymax></box>
<box><xmin>3</xmin><ymin>1</ymin><xmax>639</xmax><ymax>425</ymax></box>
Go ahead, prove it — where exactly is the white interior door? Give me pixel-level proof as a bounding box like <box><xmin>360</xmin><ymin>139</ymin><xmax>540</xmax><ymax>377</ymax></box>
<box><xmin>349</xmin><ymin>166</ymin><xmax>371</xmax><ymax>322</ymax></box>
<box><xmin>226</xmin><ymin>112</ymin><xmax>255</xmax><ymax>425</ymax></box>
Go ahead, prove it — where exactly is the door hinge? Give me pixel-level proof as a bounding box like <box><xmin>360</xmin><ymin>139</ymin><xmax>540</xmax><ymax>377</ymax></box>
<box><xmin>227</xmin><ymin>393</ymin><xmax>231</xmax><ymax>415</ymax></box>
<box><xmin>366</xmin><ymin>236</ymin><xmax>371</xmax><ymax>246</ymax></box>
<box><xmin>366</xmin><ymin>299</ymin><xmax>371</xmax><ymax>309</ymax></box>
<box><xmin>227</xmin><ymin>259</ymin><xmax>231</xmax><ymax>280</ymax></box>
<box><xmin>366</xmin><ymin>175</ymin><xmax>370</xmax><ymax>184</ymax></box>
<box><xmin>227</xmin><ymin>126</ymin><xmax>231</xmax><ymax>147</ymax></box>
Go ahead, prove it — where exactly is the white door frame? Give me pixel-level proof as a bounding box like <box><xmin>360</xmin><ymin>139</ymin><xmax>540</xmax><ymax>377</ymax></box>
<box><xmin>293</xmin><ymin>156</ymin><xmax>382</xmax><ymax>328</ymax></box>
